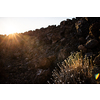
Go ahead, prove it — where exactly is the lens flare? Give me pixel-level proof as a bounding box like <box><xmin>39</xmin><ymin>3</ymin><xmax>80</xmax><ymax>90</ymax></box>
<box><xmin>95</xmin><ymin>73</ymin><xmax>100</xmax><ymax>80</ymax></box>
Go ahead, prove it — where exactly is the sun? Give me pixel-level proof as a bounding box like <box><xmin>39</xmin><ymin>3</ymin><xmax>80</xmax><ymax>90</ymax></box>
<box><xmin>5</xmin><ymin>25</ymin><xmax>17</xmax><ymax>35</ymax></box>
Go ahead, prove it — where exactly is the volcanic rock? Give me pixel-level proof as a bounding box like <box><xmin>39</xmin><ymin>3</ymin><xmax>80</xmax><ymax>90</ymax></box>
<box><xmin>85</xmin><ymin>39</ymin><xmax>99</xmax><ymax>49</ymax></box>
<box><xmin>78</xmin><ymin>45</ymin><xmax>87</xmax><ymax>52</ymax></box>
<box><xmin>34</xmin><ymin>68</ymin><xmax>51</xmax><ymax>84</ymax></box>
<box><xmin>38</xmin><ymin>57</ymin><xmax>52</xmax><ymax>69</ymax></box>
<box><xmin>93</xmin><ymin>54</ymin><xmax>100</xmax><ymax>65</ymax></box>
<box><xmin>52</xmin><ymin>32</ymin><xmax>61</xmax><ymax>44</ymax></box>
<box><xmin>78</xmin><ymin>37</ymin><xmax>86</xmax><ymax>44</ymax></box>
<box><xmin>1</xmin><ymin>17</ymin><xmax>100</xmax><ymax>84</ymax></box>
<box><xmin>75</xmin><ymin>17</ymin><xmax>89</xmax><ymax>37</ymax></box>
<box><xmin>89</xmin><ymin>22</ymin><xmax>100</xmax><ymax>39</ymax></box>
<box><xmin>85</xmin><ymin>52</ymin><xmax>94</xmax><ymax>58</ymax></box>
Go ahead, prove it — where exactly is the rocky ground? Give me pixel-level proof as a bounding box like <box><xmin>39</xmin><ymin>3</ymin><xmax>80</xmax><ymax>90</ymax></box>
<box><xmin>0</xmin><ymin>17</ymin><xmax>100</xmax><ymax>84</ymax></box>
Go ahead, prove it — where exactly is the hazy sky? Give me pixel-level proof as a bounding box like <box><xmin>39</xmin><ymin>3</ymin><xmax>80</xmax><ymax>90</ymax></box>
<box><xmin>0</xmin><ymin>17</ymin><xmax>74</xmax><ymax>35</ymax></box>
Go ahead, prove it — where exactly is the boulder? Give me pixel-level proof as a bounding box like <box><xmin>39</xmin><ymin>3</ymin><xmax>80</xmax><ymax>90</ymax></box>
<box><xmin>93</xmin><ymin>54</ymin><xmax>100</xmax><ymax>65</ymax></box>
<box><xmin>85</xmin><ymin>39</ymin><xmax>99</xmax><ymax>49</ymax></box>
<box><xmin>60</xmin><ymin>38</ymin><xmax>66</xmax><ymax>46</ymax></box>
<box><xmin>78</xmin><ymin>45</ymin><xmax>87</xmax><ymax>52</ymax></box>
<box><xmin>38</xmin><ymin>57</ymin><xmax>51</xmax><ymax>69</ymax></box>
<box><xmin>59</xmin><ymin>29</ymin><xmax>65</xmax><ymax>37</ymax></box>
<box><xmin>58</xmin><ymin>49</ymin><xmax>67</xmax><ymax>61</ymax></box>
<box><xmin>37</xmin><ymin>69</ymin><xmax>44</xmax><ymax>76</ymax></box>
<box><xmin>78</xmin><ymin>37</ymin><xmax>86</xmax><ymax>44</ymax></box>
<box><xmin>89</xmin><ymin>22</ymin><xmax>100</xmax><ymax>39</ymax></box>
<box><xmin>43</xmin><ymin>37</ymin><xmax>52</xmax><ymax>44</ymax></box>
<box><xmin>52</xmin><ymin>33</ymin><xmax>61</xmax><ymax>44</ymax></box>
<box><xmin>75</xmin><ymin>18</ymin><xmax>89</xmax><ymax>37</ymax></box>
<box><xmin>47</xmin><ymin>33</ymin><xmax>53</xmax><ymax>40</ymax></box>
<box><xmin>60</xmin><ymin>20</ymin><xmax>67</xmax><ymax>27</ymax></box>
<box><xmin>34</xmin><ymin>68</ymin><xmax>51</xmax><ymax>83</ymax></box>
<box><xmin>85</xmin><ymin>35</ymin><xmax>92</xmax><ymax>41</ymax></box>
<box><xmin>88</xmin><ymin>17</ymin><xmax>100</xmax><ymax>24</ymax></box>
<box><xmin>85</xmin><ymin>52</ymin><xmax>93</xmax><ymax>58</ymax></box>
<box><xmin>48</xmin><ymin>54</ymin><xmax>56</xmax><ymax>62</ymax></box>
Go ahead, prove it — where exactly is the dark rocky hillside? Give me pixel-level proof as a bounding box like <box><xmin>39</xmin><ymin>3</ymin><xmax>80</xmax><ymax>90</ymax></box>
<box><xmin>0</xmin><ymin>17</ymin><xmax>100</xmax><ymax>84</ymax></box>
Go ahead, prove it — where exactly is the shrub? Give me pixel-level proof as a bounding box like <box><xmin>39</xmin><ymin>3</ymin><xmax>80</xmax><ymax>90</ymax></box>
<box><xmin>48</xmin><ymin>51</ymin><xmax>96</xmax><ymax>84</ymax></box>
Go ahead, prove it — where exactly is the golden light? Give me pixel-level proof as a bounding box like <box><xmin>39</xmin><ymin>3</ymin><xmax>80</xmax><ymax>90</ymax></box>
<box><xmin>4</xmin><ymin>25</ymin><xmax>17</xmax><ymax>36</ymax></box>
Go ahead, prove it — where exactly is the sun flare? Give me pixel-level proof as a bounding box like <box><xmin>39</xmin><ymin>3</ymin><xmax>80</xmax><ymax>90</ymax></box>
<box><xmin>5</xmin><ymin>25</ymin><xmax>17</xmax><ymax>35</ymax></box>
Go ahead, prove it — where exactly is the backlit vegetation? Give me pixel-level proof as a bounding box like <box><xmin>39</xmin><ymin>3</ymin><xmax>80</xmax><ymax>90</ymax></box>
<box><xmin>49</xmin><ymin>51</ymin><xmax>96</xmax><ymax>84</ymax></box>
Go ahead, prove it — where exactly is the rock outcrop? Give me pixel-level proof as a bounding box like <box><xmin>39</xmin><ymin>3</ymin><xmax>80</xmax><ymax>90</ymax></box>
<box><xmin>93</xmin><ymin>54</ymin><xmax>100</xmax><ymax>66</ymax></box>
<box><xmin>85</xmin><ymin>39</ymin><xmax>99</xmax><ymax>49</ymax></box>
<box><xmin>0</xmin><ymin>17</ymin><xmax>100</xmax><ymax>84</ymax></box>
<box><xmin>89</xmin><ymin>22</ymin><xmax>100</xmax><ymax>39</ymax></box>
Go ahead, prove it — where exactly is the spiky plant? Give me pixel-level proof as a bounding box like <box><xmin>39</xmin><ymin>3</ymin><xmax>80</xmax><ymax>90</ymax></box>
<box><xmin>48</xmin><ymin>51</ymin><xmax>96</xmax><ymax>84</ymax></box>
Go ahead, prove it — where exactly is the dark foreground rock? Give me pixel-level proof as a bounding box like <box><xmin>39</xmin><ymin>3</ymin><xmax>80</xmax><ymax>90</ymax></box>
<box><xmin>85</xmin><ymin>39</ymin><xmax>99</xmax><ymax>49</ymax></box>
<box><xmin>93</xmin><ymin>54</ymin><xmax>100</xmax><ymax>66</ymax></box>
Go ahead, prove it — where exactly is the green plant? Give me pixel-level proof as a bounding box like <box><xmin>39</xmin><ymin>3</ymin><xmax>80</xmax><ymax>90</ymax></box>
<box><xmin>49</xmin><ymin>51</ymin><xmax>96</xmax><ymax>84</ymax></box>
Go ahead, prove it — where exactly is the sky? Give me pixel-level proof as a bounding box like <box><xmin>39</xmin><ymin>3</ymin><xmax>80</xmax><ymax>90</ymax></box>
<box><xmin>0</xmin><ymin>17</ymin><xmax>74</xmax><ymax>35</ymax></box>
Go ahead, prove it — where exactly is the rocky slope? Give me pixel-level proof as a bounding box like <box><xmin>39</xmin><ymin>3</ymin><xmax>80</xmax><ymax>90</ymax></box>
<box><xmin>0</xmin><ymin>17</ymin><xmax>100</xmax><ymax>84</ymax></box>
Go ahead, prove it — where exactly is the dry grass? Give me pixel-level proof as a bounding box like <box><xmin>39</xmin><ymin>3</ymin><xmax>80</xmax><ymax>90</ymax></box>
<box><xmin>49</xmin><ymin>51</ymin><xmax>96</xmax><ymax>84</ymax></box>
